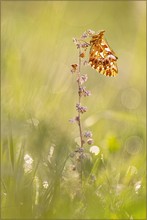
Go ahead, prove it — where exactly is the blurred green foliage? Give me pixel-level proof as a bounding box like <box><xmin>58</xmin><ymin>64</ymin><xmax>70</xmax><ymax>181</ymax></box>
<box><xmin>1</xmin><ymin>1</ymin><xmax>146</xmax><ymax>219</ymax></box>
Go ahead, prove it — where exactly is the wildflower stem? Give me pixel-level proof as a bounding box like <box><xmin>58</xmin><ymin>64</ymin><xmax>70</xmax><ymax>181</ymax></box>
<box><xmin>77</xmin><ymin>47</ymin><xmax>83</xmax><ymax>148</ymax></box>
<box><xmin>77</xmin><ymin>46</ymin><xmax>84</xmax><ymax>186</ymax></box>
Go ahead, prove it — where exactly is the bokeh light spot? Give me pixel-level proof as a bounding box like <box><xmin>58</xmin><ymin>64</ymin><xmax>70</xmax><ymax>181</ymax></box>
<box><xmin>24</xmin><ymin>154</ymin><xmax>33</xmax><ymax>173</ymax></box>
<box><xmin>125</xmin><ymin>136</ymin><xmax>143</xmax><ymax>155</ymax></box>
<box><xmin>121</xmin><ymin>88</ymin><xmax>141</xmax><ymax>109</ymax></box>
<box><xmin>90</xmin><ymin>146</ymin><xmax>100</xmax><ymax>155</ymax></box>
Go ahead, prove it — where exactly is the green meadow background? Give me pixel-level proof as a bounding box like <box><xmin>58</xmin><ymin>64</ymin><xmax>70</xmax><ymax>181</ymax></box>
<box><xmin>1</xmin><ymin>1</ymin><xmax>146</xmax><ymax>219</ymax></box>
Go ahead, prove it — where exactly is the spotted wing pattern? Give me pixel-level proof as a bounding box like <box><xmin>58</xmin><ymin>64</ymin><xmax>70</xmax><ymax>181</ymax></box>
<box><xmin>89</xmin><ymin>30</ymin><xmax>118</xmax><ymax>77</ymax></box>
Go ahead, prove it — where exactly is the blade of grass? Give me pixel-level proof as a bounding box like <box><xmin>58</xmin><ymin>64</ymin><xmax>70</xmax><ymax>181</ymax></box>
<box><xmin>8</xmin><ymin>116</ymin><xmax>14</xmax><ymax>171</ymax></box>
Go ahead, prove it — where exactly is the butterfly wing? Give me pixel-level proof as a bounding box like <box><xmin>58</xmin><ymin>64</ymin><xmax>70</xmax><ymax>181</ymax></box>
<box><xmin>89</xmin><ymin>32</ymin><xmax>118</xmax><ymax>77</ymax></box>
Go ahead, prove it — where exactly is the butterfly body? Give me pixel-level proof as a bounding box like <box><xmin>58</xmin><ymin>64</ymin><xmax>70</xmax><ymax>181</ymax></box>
<box><xmin>89</xmin><ymin>31</ymin><xmax>118</xmax><ymax>77</ymax></box>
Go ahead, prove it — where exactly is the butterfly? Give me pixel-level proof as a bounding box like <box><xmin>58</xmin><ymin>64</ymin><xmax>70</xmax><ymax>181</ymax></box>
<box><xmin>89</xmin><ymin>30</ymin><xmax>118</xmax><ymax>77</ymax></box>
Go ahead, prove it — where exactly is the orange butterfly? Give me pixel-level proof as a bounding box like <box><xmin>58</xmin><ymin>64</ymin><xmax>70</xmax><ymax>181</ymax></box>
<box><xmin>89</xmin><ymin>30</ymin><xmax>118</xmax><ymax>77</ymax></box>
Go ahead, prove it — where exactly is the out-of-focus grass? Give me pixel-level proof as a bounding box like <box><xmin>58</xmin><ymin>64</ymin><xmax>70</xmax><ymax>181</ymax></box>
<box><xmin>1</xmin><ymin>1</ymin><xmax>146</xmax><ymax>219</ymax></box>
